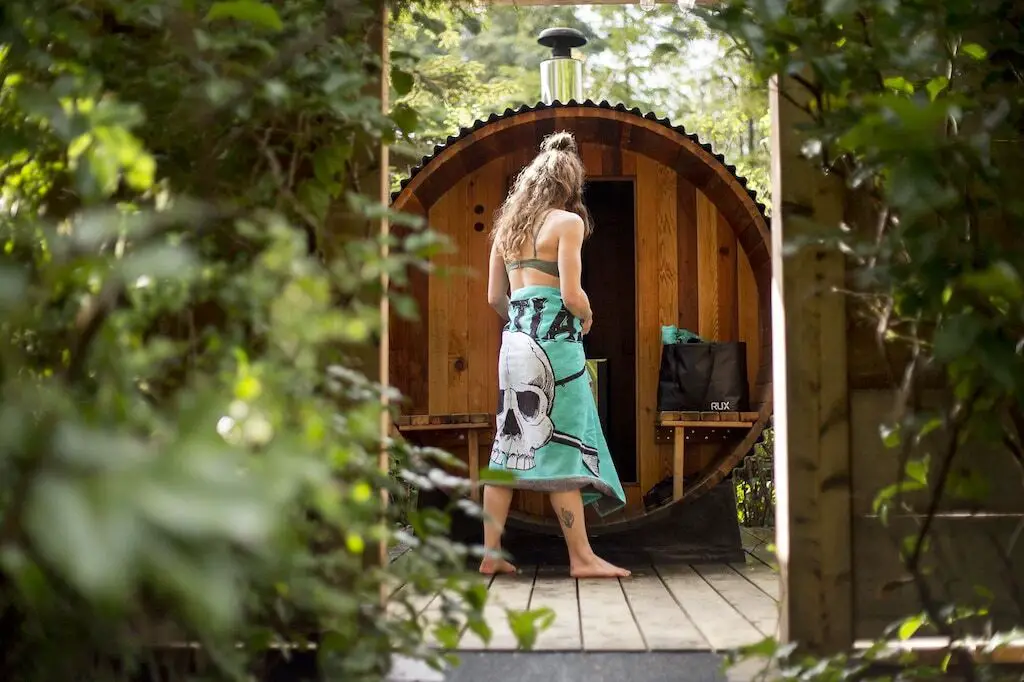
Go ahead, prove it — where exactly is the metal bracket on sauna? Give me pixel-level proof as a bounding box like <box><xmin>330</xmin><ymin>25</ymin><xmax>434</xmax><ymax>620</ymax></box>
<box><xmin>388</xmin><ymin>26</ymin><xmax>773</xmax><ymax>545</ymax></box>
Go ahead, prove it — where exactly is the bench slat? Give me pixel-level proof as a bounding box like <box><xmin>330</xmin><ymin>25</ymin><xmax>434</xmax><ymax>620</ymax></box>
<box><xmin>395</xmin><ymin>413</ymin><xmax>493</xmax><ymax>428</ymax></box>
<box><xmin>657</xmin><ymin>411</ymin><xmax>760</xmax><ymax>425</ymax></box>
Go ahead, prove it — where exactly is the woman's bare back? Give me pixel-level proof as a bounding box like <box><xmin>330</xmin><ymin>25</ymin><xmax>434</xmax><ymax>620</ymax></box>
<box><xmin>505</xmin><ymin>209</ymin><xmax>576</xmax><ymax>291</ymax></box>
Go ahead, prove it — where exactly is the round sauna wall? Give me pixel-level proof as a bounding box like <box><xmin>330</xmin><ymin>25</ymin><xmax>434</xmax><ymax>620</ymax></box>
<box><xmin>390</xmin><ymin>103</ymin><xmax>772</xmax><ymax>526</ymax></box>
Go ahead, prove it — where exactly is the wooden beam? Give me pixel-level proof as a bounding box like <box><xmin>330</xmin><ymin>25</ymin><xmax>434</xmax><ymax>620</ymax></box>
<box><xmin>373</xmin><ymin>0</ymin><xmax>391</xmax><ymax>594</ymax></box>
<box><xmin>770</xmin><ymin>73</ymin><xmax>853</xmax><ymax>653</ymax></box>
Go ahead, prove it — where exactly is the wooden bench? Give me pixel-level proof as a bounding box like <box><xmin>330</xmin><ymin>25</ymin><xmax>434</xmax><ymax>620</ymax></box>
<box><xmin>657</xmin><ymin>411</ymin><xmax>759</xmax><ymax>502</ymax></box>
<box><xmin>393</xmin><ymin>413</ymin><xmax>493</xmax><ymax>502</ymax></box>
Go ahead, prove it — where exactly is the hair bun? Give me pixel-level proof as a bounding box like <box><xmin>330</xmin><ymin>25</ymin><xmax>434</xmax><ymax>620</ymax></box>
<box><xmin>541</xmin><ymin>131</ymin><xmax>577</xmax><ymax>154</ymax></box>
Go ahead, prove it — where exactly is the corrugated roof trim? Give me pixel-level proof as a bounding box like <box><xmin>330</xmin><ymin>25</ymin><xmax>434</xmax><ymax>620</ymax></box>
<box><xmin>391</xmin><ymin>99</ymin><xmax>768</xmax><ymax>219</ymax></box>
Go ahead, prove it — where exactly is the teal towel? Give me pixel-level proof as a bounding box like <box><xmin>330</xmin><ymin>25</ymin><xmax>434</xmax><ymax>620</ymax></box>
<box><xmin>488</xmin><ymin>285</ymin><xmax>627</xmax><ymax>517</ymax></box>
<box><xmin>662</xmin><ymin>325</ymin><xmax>702</xmax><ymax>345</ymax></box>
<box><xmin>676</xmin><ymin>327</ymin><xmax>702</xmax><ymax>343</ymax></box>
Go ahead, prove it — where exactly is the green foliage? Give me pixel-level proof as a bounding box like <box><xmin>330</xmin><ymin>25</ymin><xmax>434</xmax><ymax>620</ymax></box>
<box><xmin>735</xmin><ymin>427</ymin><xmax>775</xmax><ymax>527</ymax></box>
<box><xmin>388</xmin><ymin>3</ymin><xmax>605</xmax><ymax>170</ymax></box>
<box><xmin>585</xmin><ymin>5</ymin><xmax>770</xmax><ymax>202</ymax></box>
<box><xmin>704</xmin><ymin>0</ymin><xmax>1024</xmax><ymax>675</ymax></box>
<box><xmin>387</xmin><ymin>4</ymin><xmax>771</xmax><ymax>203</ymax></box>
<box><xmin>0</xmin><ymin>1</ymin><xmax>543</xmax><ymax>680</ymax></box>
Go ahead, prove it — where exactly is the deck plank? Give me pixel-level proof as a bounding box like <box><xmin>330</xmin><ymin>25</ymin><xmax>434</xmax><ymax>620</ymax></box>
<box><xmin>421</xmin><ymin>585</ymin><xmax>484</xmax><ymax>649</ymax></box>
<box><xmin>656</xmin><ymin>563</ymin><xmax>762</xmax><ymax>650</ymax></box>
<box><xmin>461</xmin><ymin>566</ymin><xmax>537</xmax><ymax>651</ymax></box>
<box><xmin>729</xmin><ymin>557</ymin><xmax>779</xmax><ymax>599</ymax></box>
<box><xmin>578</xmin><ymin>578</ymin><xmax>646</xmax><ymax>651</ymax></box>
<box><xmin>529</xmin><ymin>568</ymin><xmax>582</xmax><ymax>650</ymax></box>
<box><xmin>739</xmin><ymin>526</ymin><xmax>765</xmax><ymax>551</ymax></box>
<box><xmin>620</xmin><ymin>565</ymin><xmax>709</xmax><ymax>649</ymax></box>
<box><xmin>740</xmin><ymin>527</ymin><xmax>778</xmax><ymax>568</ymax></box>
<box><xmin>748</xmin><ymin>543</ymin><xmax>777</xmax><ymax>569</ymax></box>
<box><xmin>386</xmin><ymin>581</ymin><xmax>442</xmax><ymax>645</ymax></box>
<box><xmin>417</xmin><ymin>573</ymin><xmax>493</xmax><ymax>647</ymax></box>
<box><xmin>693</xmin><ymin>564</ymin><xmax>778</xmax><ymax>637</ymax></box>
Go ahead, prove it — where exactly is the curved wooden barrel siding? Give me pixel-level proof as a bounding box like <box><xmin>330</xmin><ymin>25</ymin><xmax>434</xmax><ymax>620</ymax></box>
<box><xmin>389</xmin><ymin>104</ymin><xmax>772</xmax><ymax>525</ymax></box>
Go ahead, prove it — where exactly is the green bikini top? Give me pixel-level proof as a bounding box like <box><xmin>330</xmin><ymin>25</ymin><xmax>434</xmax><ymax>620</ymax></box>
<box><xmin>504</xmin><ymin>224</ymin><xmax>560</xmax><ymax>277</ymax></box>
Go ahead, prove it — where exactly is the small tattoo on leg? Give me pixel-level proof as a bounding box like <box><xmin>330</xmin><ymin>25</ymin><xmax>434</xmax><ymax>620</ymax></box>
<box><xmin>559</xmin><ymin>507</ymin><xmax>575</xmax><ymax>528</ymax></box>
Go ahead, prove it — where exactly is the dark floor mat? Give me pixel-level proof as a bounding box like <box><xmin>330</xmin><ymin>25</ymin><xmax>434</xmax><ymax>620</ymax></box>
<box><xmin>388</xmin><ymin>652</ymin><xmax>729</xmax><ymax>682</ymax></box>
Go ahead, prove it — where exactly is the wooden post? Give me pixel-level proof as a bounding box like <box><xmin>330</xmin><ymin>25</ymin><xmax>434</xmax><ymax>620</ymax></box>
<box><xmin>375</xmin><ymin>2</ymin><xmax>391</xmax><ymax>590</ymax></box>
<box><xmin>769</xmin><ymin>73</ymin><xmax>853</xmax><ymax>653</ymax></box>
<box><xmin>672</xmin><ymin>427</ymin><xmax>685</xmax><ymax>501</ymax></box>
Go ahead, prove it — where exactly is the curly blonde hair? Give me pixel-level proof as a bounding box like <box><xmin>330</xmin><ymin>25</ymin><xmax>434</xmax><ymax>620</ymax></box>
<box><xmin>490</xmin><ymin>131</ymin><xmax>593</xmax><ymax>259</ymax></box>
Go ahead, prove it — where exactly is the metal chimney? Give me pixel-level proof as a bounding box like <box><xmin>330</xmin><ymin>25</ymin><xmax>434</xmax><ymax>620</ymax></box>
<box><xmin>538</xmin><ymin>27</ymin><xmax>587</xmax><ymax>105</ymax></box>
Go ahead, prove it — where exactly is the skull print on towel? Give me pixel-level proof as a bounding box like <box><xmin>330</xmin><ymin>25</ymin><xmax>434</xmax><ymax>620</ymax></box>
<box><xmin>492</xmin><ymin>330</ymin><xmax>555</xmax><ymax>471</ymax></box>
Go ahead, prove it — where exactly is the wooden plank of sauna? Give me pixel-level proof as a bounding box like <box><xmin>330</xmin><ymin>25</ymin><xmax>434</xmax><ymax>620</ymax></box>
<box><xmin>656</xmin><ymin>161</ymin><xmax>679</xmax><ymax>337</ymax></box>
<box><xmin>677</xmin><ymin>177</ymin><xmax>700</xmax><ymax>333</ymax></box>
<box><xmin>620</xmin><ymin>565</ymin><xmax>709</xmax><ymax>650</ymax></box>
<box><xmin>466</xmin><ymin>159</ymin><xmax>501</xmax><ymax>414</ymax></box>
<box><xmin>655</xmin><ymin>563</ymin><xmax>762</xmax><ymax>650</ymax></box>
<box><xmin>636</xmin><ymin>155</ymin><xmax>665</xmax><ymax>495</ymax></box>
<box><xmin>579</xmin><ymin>142</ymin><xmax>604</xmax><ymax>176</ymax></box>
<box><xmin>737</xmin><ymin>245</ymin><xmax>760</xmax><ymax>396</ymax></box>
<box><xmin>460</xmin><ymin>566</ymin><xmax>537</xmax><ymax>651</ymax></box>
<box><xmin>481</xmin><ymin>163</ymin><xmax>504</xmax><ymax>414</ymax></box>
<box><xmin>693</xmin><ymin>564</ymin><xmax>778</xmax><ymax>638</ymax></box>
<box><xmin>446</xmin><ymin>177</ymin><xmax>470</xmax><ymax>413</ymax></box>
<box><xmin>716</xmin><ymin>210</ymin><xmax>738</xmax><ymax>342</ymax></box>
<box><xmin>389</xmin><ymin>193</ymin><xmax>431</xmax><ymax>414</ymax></box>
<box><xmin>729</xmin><ymin>557</ymin><xmax>780</xmax><ymax>600</ymax></box>
<box><xmin>529</xmin><ymin>568</ymin><xmax>581</xmax><ymax>650</ymax></box>
<box><xmin>621</xmin><ymin>149</ymin><xmax>638</xmax><ymax>176</ymax></box>
<box><xmin>427</xmin><ymin>191</ymin><xmax>452</xmax><ymax>413</ymax></box>
<box><xmin>696</xmin><ymin>190</ymin><xmax>721</xmax><ymax>341</ymax></box>
<box><xmin>577</xmin><ymin>578</ymin><xmax>645</xmax><ymax>651</ymax></box>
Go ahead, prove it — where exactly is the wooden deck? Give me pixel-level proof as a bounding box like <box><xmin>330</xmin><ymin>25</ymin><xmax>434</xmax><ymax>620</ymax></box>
<box><xmin>390</xmin><ymin>527</ymin><xmax>778</xmax><ymax>653</ymax></box>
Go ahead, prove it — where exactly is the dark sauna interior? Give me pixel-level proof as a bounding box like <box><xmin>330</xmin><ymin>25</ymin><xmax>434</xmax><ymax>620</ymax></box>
<box><xmin>581</xmin><ymin>179</ymin><xmax>637</xmax><ymax>483</ymax></box>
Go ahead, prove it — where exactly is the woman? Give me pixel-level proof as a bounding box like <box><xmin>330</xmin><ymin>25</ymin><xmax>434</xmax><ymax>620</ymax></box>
<box><xmin>480</xmin><ymin>131</ymin><xmax>630</xmax><ymax>579</ymax></box>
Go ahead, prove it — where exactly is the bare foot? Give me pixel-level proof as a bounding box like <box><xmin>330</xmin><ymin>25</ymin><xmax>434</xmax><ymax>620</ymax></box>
<box><xmin>479</xmin><ymin>557</ymin><xmax>518</xmax><ymax>575</ymax></box>
<box><xmin>570</xmin><ymin>555</ymin><xmax>631</xmax><ymax>578</ymax></box>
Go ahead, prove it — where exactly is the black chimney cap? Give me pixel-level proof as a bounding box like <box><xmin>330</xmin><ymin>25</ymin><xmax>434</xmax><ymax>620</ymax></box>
<box><xmin>538</xmin><ymin>27</ymin><xmax>587</xmax><ymax>58</ymax></box>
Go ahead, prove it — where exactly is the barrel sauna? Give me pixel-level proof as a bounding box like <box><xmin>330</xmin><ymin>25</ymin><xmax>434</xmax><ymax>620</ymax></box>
<box><xmin>388</xmin><ymin>31</ymin><xmax>771</xmax><ymax>535</ymax></box>
<box><xmin>389</xmin><ymin>101</ymin><xmax>772</xmax><ymax>530</ymax></box>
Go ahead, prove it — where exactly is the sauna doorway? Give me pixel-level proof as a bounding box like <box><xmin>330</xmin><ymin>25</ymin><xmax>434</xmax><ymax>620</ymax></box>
<box><xmin>581</xmin><ymin>179</ymin><xmax>638</xmax><ymax>484</ymax></box>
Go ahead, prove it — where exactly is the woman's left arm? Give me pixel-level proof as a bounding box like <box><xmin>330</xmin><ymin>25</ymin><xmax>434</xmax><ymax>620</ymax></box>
<box><xmin>487</xmin><ymin>241</ymin><xmax>510</xmax><ymax>321</ymax></box>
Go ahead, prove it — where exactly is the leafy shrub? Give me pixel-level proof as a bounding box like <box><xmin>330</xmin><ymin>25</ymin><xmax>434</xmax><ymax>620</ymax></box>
<box><xmin>705</xmin><ymin>0</ymin><xmax>1024</xmax><ymax>675</ymax></box>
<box><xmin>0</xmin><ymin>1</ymin><xmax>524</xmax><ymax>680</ymax></box>
<box><xmin>734</xmin><ymin>427</ymin><xmax>775</xmax><ymax>528</ymax></box>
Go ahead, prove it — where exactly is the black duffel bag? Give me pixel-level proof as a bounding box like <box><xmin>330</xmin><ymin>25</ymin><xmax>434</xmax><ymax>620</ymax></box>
<box><xmin>657</xmin><ymin>341</ymin><xmax>749</xmax><ymax>412</ymax></box>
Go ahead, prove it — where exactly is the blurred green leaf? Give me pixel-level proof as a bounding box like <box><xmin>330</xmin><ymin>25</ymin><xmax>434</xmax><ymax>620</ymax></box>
<box><xmin>898</xmin><ymin>613</ymin><xmax>927</xmax><ymax>640</ymax></box>
<box><xmin>883</xmin><ymin>76</ymin><xmax>914</xmax><ymax>95</ymax></box>
<box><xmin>392</xmin><ymin>68</ymin><xmax>415</xmax><ymax>97</ymax></box>
<box><xmin>392</xmin><ymin>103</ymin><xmax>419</xmax><ymax>134</ymax></box>
<box><xmin>961</xmin><ymin>43</ymin><xmax>988</xmax><ymax>60</ymax></box>
<box><xmin>508</xmin><ymin>606</ymin><xmax>554</xmax><ymax>650</ymax></box>
<box><xmin>205</xmin><ymin>1</ymin><xmax>284</xmax><ymax>31</ymax></box>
